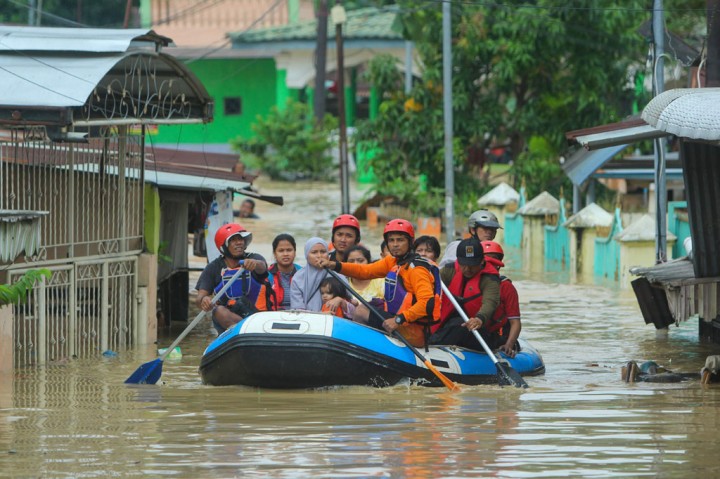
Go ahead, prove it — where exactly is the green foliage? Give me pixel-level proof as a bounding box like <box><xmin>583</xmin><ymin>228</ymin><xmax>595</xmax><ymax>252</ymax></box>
<box><xmin>231</xmin><ymin>100</ymin><xmax>338</xmax><ymax>181</ymax></box>
<box><xmin>513</xmin><ymin>136</ymin><xmax>570</xmax><ymax>199</ymax></box>
<box><xmin>0</xmin><ymin>269</ymin><xmax>52</xmax><ymax>306</ymax></box>
<box><xmin>361</xmin><ymin>1</ymin><xmax>649</xmax><ymax>201</ymax></box>
<box><xmin>356</xmin><ymin>55</ymin><xmax>482</xmax><ymax>215</ymax></box>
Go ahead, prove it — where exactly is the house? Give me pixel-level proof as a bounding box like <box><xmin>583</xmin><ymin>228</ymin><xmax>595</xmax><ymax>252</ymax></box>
<box><xmin>146</xmin><ymin>3</ymin><xmax>413</xmax><ymax>155</ymax></box>
<box><xmin>0</xmin><ymin>26</ymin><xmax>218</xmax><ymax>369</ymax></box>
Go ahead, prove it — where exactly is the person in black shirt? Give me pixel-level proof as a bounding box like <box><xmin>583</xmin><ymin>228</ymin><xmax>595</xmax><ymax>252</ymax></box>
<box><xmin>195</xmin><ymin>223</ymin><xmax>268</xmax><ymax>333</ymax></box>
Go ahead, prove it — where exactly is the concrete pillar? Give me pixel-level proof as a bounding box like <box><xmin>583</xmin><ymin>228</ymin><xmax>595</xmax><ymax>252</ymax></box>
<box><xmin>0</xmin><ymin>305</ymin><xmax>12</xmax><ymax>371</ymax></box>
<box><xmin>137</xmin><ymin>253</ymin><xmax>158</xmax><ymax>345</ymax></box>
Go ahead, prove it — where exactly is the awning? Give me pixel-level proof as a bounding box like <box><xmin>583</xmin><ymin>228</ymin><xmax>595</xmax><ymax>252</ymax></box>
<box><xmin>0</xmin><ymin>26</ymin><xmax>212</xmax><ymax>126</ymax></box>
<box><xmin>642</xmin><ymin>88</ymin><xmax>720</xmax><ymax>140</ymax></box>
<box><xmin>566</xmin><ymin>117</ymin><xmax>669</xmax><ymax>151</ymax></box>
<box><xmin>562</xmin><ymin>143</ymin><xmax>629</xmax><ymax>186</ymax></box>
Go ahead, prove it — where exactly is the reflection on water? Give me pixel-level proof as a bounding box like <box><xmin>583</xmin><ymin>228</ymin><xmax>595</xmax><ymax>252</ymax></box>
<box><xmin>3</xmin><ymin>178</ymin><xmax>720</xmax><ymax>477</ymax></box>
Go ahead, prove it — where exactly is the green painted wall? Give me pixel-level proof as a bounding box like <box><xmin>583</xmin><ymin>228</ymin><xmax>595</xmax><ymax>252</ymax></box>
<box><xmin>154</xmin><ymin>58</ymin><xmax>277</xmax><ymax>146</ymax></box>
<box><xmin>144</xmin><ymin>184</ymin><xmax>160</xmax><ymax>254</ymax></box>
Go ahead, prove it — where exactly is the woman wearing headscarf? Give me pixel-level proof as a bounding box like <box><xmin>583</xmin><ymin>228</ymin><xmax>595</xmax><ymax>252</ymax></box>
<box><xmin>290</xmin><ymin>237</ymin><xmax>352</xmax><ymax>312</ymax></box>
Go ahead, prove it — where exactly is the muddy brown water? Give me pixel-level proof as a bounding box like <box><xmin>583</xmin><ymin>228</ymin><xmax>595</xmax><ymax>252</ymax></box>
<box><xmin>2</xmin><ymin>179</ymin><xmax>720</xmax><ymax>478</ymax></box>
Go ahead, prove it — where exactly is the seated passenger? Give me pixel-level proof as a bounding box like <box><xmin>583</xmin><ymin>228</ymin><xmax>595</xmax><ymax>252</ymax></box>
<box><xmin>319</xmin><ymin>276</ymin><xmax>356</xmax><ymax>319</ymax></box>
<box><xmin>429</xmin><ymin>237</ymin><xmax>500</xmax><ymax>351</ymax></box>
<box><xmin>414</xmin><ymin>235</ymin><xmax>441</xmax><ymax>263</ymax></box>
<box><xmin>195</xmin><ymin>223</ymin><xmax>269</xmax><ymax>334</ymax></box>
<box><xmin>319</xmin><ymin>219</ymin><xmax>441</xmax><ymax>348</ymax></box>
<box><xmin>290</xmin><ymin>237</ymin><xmax>347</xmax><ymax>311</ymax></box>
<box><xmin>481</xmin><ymin>241</ymin><xmax>522</xmax><ymax>357</ymax></box>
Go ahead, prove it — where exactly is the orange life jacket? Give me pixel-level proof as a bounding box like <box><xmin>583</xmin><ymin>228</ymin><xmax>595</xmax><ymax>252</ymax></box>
<box><xmin>321</xmin><ymin>303</ymin><xmax>346</xmax><ymax>318</ymax></box>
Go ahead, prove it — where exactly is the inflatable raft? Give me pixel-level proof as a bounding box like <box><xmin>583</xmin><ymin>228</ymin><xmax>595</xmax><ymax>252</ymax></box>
<box><xmin>199</xmin><ymin>311</ymin><xmax>545</xmax><ymax>388</ymax></box>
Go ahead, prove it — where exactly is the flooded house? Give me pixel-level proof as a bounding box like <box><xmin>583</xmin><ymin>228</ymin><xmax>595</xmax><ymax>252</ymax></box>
<box><xmin>0</xmin><ymin>26</ymin><xmax>219</xmax><ymax>369</ymax></box>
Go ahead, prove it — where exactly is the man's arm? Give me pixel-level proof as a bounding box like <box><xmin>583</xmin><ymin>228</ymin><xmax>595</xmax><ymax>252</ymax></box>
<box><xmin>476</xmin><ymin>275</ymin><xmax>500</xmax><ymax>322</ymax></box>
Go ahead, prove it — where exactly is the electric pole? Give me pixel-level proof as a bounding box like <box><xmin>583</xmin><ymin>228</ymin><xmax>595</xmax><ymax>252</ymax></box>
<box><xmin>314</xmin><ymin>0</ymin><xmax>329</xmax><ymax>122</ymax></box>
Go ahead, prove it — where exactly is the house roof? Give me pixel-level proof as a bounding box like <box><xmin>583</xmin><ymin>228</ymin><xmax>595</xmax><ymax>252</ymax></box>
<box><xmin>0</xmin><ymin>26</ymin><xmax>212</xmax><ymax>126</ymax></box>
<box><xmin>230</xmin><ymin>6</ymin><xmax>403</xmax><ymax>47</ymax></box>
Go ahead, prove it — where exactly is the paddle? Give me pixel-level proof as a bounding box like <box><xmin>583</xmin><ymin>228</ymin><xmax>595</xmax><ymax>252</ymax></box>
<box><xmin>236</xmin><ymin>188</ymin><xmax>284</xmax><ymax>206</ymax></box>
<box><xmin>325</xmin><ymin>268</ymin><xmax>460</xmax><ymax>391</ymax></box>
<box><xmin>439</xmin><ymin>281</ymin><xmax>529</xmax><ymax>389</ymax></box>
<box><xmin>125</xmin><ymin>265</ymin><xmax>246</xmax><ymax>384</ymax></box>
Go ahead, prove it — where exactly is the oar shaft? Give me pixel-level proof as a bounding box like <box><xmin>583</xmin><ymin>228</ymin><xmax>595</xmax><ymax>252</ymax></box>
<box><xmin>439</xmin><ymin>281</ymin><xmax>498</xmax><ymax>362</ymax></box>
<box><xmin>159</xmin><ymin>266</ymin><xmax>244</xmax><ymax>361</ymax></box>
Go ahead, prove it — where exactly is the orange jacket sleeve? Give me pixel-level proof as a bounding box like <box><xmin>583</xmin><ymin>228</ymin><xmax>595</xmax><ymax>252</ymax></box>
<box><xmin>397</xmin><ymin>264</ymin><xmax>436</xmax><ymax>323</ymax></box>
<box><xmin>338</xmin><ymin>255</ymin><xmax>396</xmax><ymax>280</ymax></box>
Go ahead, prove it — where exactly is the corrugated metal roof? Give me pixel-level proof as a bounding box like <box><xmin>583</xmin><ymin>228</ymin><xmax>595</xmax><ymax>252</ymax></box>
<box><xmin>230</xmin><ymin>7</ymin><xmax>402</xmax><ymax>44</ymax></box>
<box><xmin>643</xmin><ymin>88</ymin><xmax>720</xmax><ymax>140</ymax></box>
<box><xmin>0</xmin><ymin>27</ymin><xmax>211</xmax><ymax>125</ymax></box>
<box><xmin>71</xmin><ymin>163</ymin><xmax>251</xmax><ymax>193</ymax></box>
<box><xmin>562</xmin><ymin>143</ymin><xmax>628</xmax><ymax>186</ymax></box>
<box><xmin>565</xmin><ymin>117</ymin><xmax>668</xmax><ymax>151</ymax></box>
<box><xmin>0</xmin><ymin>26</ymin><xmax>171</xmax><ymax>52</ymax></box>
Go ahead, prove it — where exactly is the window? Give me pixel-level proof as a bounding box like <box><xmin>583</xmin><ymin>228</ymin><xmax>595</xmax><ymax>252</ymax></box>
<box><xmin>224</xmin><ymin>97</ymin><xmax>242</xmax><ymax>116</ymax></box>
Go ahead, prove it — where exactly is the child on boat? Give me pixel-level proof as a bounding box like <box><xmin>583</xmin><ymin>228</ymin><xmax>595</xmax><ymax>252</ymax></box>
<box><xmin>319</xmin><ymin>276</ymin><xmax>356</xmax><ymax>319</ymax></box>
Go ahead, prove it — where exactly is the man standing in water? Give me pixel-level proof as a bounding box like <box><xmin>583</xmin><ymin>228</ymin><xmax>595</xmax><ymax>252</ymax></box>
<box><xmin>439</xmin><ymin>209</ymin><xmax>503</xmax><ymax>267</ymax></box>
<box><xmin>328</xmin><ymin>214</ymin><xmax>362</xmax><ymax>263</ymax></box>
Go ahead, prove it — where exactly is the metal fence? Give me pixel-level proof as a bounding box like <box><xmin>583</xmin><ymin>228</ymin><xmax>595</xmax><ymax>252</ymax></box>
<box><xmin>10</xmin><ymin>257</ymin><xmax>138</xmax><ymax>367</ymax></box>
<box><xmin>0</xmin><ymin>127</ymin><xmax>144</xmax><ymax>262</ymax></box>
<box><xmin>1</xmin><ymin>127</ymin><xmax>144</xmax><ymax>367</ymax></box>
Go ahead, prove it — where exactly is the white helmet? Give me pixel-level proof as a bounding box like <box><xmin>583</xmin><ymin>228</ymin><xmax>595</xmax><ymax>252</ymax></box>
<box><xmin>468</xmin><ymin>209</ymin><xmax>502</xmax><ymax>230</ymax></box>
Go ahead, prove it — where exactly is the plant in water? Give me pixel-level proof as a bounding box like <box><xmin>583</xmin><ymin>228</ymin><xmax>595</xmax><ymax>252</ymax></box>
<box><xmin>231</xmin><ymin>99</ymin><xmax>338</xmax><ymax>181</ymax></box>
<box><xmin>0</xmin><ymin>269</ymin><xmax>52</xmax><ymax>306</ymax></box>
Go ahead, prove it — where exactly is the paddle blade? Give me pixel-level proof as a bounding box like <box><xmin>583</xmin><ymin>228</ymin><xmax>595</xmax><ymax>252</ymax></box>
<box><xmin>125</xmin><ymin>359</ymin><xmax>163</xmax><ymax>385</ymax></box>
<box><xmin>424</xmin><ymin>360</ymin><xmax>461</xmax><ymax>392</ymax></box>
<box><xmin>496</xmin><ymin>361</ymin><xmax>529</xmax><ymax>389</ymax></box>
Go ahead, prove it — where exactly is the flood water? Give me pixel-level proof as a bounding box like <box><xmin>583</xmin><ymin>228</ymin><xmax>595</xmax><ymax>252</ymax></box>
<box><xmin>2</xmin><ymin>179</ymin><xmax>720</xmax><ymax>478</ymax></box>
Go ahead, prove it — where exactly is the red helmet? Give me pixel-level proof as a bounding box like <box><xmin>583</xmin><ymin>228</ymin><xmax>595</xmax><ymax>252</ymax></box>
<box><xmin>215</xmin><ymin>223</ymin><xmax>252</xmax><ymax>256</ymax></box>
<box><xmin>481</xmin><ymin>240</ymin><xmax>504</xmax><ymax>259</ymax></box>
<box><xmin>332</xmin><ymin>214</ymin><xmax>361</xmax><ymax>242</ymax></box>
<box><xmin>383</xmin><ymin>218</ymin><xmax>415</xmax><ymax>242</ymax></box>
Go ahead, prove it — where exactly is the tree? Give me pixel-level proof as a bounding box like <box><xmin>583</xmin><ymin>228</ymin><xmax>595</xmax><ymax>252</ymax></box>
<box><xmin>358</xmin><ymin>1</ymin><xmax>652</xmax><ymax>202</ymax></box>
<box><xmin>231</xmin><ymin>99</ymin><xmax>338</xmax><ymax>181</ymax></box>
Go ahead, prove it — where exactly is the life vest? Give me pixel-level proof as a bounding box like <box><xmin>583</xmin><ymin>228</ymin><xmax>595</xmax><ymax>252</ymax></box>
<box><xmin>321</xmin><ymin>303</ymin><xmax>345</xmax><ymax>318</ymax></box>
<box><xmin>256</xmin><ymin>263</ymin><xmax>300</xmax><ymax>311</ymax></box>
<box><xmin>214</xmin><ymin>267</ymin><xmax>274</xmax><ymax>311</ymax></box>
<box><xmin>435</xmin><ymin>261</ymin><xmax>499</xmax><ymax>333</ymax></box>
<box><xmin>384</xmin><ymin>266</ymin><xmax>410</xmax><ymax>315</ymax></box>
<box><xmin>385</xmin><ymin>257</ymin><xmax>442</xmax><ymax>319</ymax></box>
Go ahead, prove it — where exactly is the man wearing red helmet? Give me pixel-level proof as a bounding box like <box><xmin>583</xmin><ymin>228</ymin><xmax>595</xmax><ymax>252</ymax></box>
<box><xmin>195</xmin><ymin>223</ymin><xmax>269</xmax><ymax>333</ymax></box>
<box><xmin>328</xmin><ymin>214</ymin><xmax>362</xmax><ymax>263</ymax></box>
<box><xmin>479</xmin><ymin>240</ymin><xmax>522</xmax><ymax>357</ymax></box>
<box><xmin>319</xmin><ymin>219</ymin><xmax>440</xmax><ymax>348</ymax></box>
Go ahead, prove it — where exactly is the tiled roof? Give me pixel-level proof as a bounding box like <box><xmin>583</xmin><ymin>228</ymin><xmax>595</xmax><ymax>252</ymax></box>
<box><xmin>230</xmin><ymin>6</ymin><xmax>403</xmax><ymax>43</ymax></box>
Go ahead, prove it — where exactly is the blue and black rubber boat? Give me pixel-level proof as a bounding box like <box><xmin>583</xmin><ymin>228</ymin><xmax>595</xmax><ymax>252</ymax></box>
<box><xmin>199</xmin><ymin>311</ymin><xmax>545</xmax><ymax>388</ymax></box>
